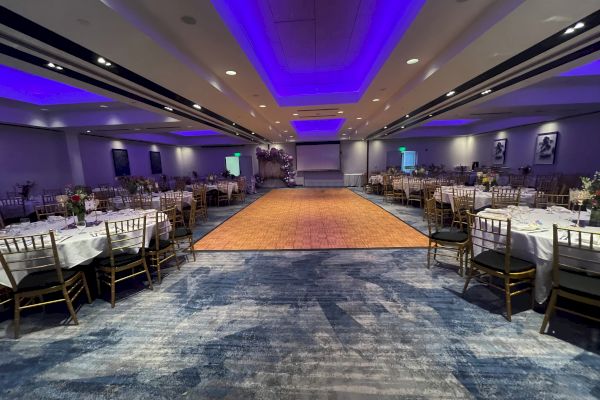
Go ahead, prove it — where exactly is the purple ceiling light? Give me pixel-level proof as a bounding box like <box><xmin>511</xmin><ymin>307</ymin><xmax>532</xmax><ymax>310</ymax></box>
<box><xmin>291</xmin><ymin>118</ymin><xmax>345</xmax><ymax>136</ymax></box>
<box><xmin>0</xmin><ymin>64</ymin><xmax>112</xmax><ymax>105</ymax></box>
<box><xmin>212</xmin><ymin>0</ymin><xmax>424</xmax><ymax>106</ymax></box>
<box><xmin>422</xmin><ymin>119</ymin><xmax>478</xmax><ymax>127</ymax></box>
<box><xmin>559</xmin><ymin>59</ymin><xmax>600</xmax><ymax>77</ymax></box>
<box><xmin>171</xmin><ymin>130</ymin><xmax>222</xmax><ymax>136</ymax></box>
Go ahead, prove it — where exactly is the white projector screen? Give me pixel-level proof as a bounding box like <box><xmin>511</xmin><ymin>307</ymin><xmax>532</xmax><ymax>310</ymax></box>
<box><xmin>296</xmin><ymin>144</ymin><xmax>340</xmax><ymax>171</ymax></box>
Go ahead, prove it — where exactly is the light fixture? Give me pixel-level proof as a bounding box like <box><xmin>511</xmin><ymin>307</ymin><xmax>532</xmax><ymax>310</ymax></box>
<box><xmin>565</xmin><ymin>21</ymin><xmax>585</xmax><ymax>34</ymax></box>
<box><xmin>259</xmin><ymin>104</ymin><xmax>266</xmax><ymax>108</ymax></box>
<box><xmin>85</xmin><ymin>130</ymin><xmax>91</xmax><ymax>133</ymax></box>
<box><xmin>384</xmin><ymin>104</ymin><xmax>390</xmax><ymax>111</ymax></box>
<box><xmin>292</xmin><ymin>113</ymin><xmax>299</xmax><ymax>116</ymax></box>
<box><xmin>164</xmin><ymin>106</ymin><xmax>173</xmax><ymax>111</ymax></box>
<box><xmin>564</xmin><ymin>27</ymin><xmax>575</xmax><ymax>34</ymax></box>
<box><xmin>481</xmin><ymin>89</ymin><xmax>492</xmax><ymax>95</ymax></box>
<box><xmin>574</xmin><ymin>22</ymin><xmax>585</xmax><ymax>29</ymax></box>
<box><xmin>283</xmin><ymin>130</ymin><xmax>288</xmax><ymax>133</ymax></box>
<box><xmin>356</xmin><ymin>117</ymin><xmax>363</xmax><ymax>120</ymax></box>
<box><xmin>235</xmin><ymin>133</ymin><xmax>239</xmax><ymax>136</ymax></box>
<box><xmin>99</xmin><ymin>104</ymin><xmax>108</xmax><ymax>108</ymax></box>
<box><xmin>251</xmin><ymin>132</ymin><xmax>255</xmax><ymax>135</ymax></box>
<box><xmin>405</xmin><ymin>114</ymin><xmax>410</xmax><ymax>118</ymax></box>
<box><xmin>289</xmin><ymin>135</ymin><xmax>293</xmax><ymax>138</ymax></box>
<box><xmin>401</xmin><ymin>126</ymin><xmax>405</xmax><ymax>129</ymax></box>
<box><xmin>337</xmin><ymin>111</ymin><xmax>344</xmax><ymax>114</ymax></box>
<box><xmin>97</xmin><ymin>57</ymin><xmax>107</xmax><ymax>65</ymax></box>
<box><xmin>348</xmin><ymin>127</ymin><xmax>352</xmax><ymax>130</ymax></box>
<box><xmin>40</xmin><ymin>108</ymin><xmax>48</xmax><ymax>111</ymax></box>
<box><xmin>372</xmin><ymin>98</ymin><xmax>380</xmax><ymax>102</ymax></box>
<box><xmin>428</xmin><ymin>114</ymin><xmax>433</xmax><ymax>117</ymax></box>
<box><xmin>446</xmin><ymin>91</ymin><xmax>456</xmax><ymax>97</ymax></box>
<box><xmin>193</xmin><ymin>104</ymin><xmax>202</xmax><ymax>110</ymax></box>
<box><xmin>47</xmin><ymin>62</ymin><xmax>55</xmax><ymax>68</ymax></box>
<box><xmin>406</xmin><ymin>58</ymin><xmax>419</xmax><ymax>65</ymax></box>
<box><xmin>55</xmin><ymin>66</ymin><xmax>63</xmax><ymax>70</ymax></box>
<box><xmin>232</xmin><ymin>122</ymin><xmax>236</xmax><ymax>126</ymax></box>
<box><xmin>105</xmin><ymin>62</ymin><xmax>112</xmax><ymax>67</ymax></box>
<box><xmin>225</xmin><ymin>70</ymin><xmax>237</xmax><ymax>76</ymax></box>
<box><xmin>384</xmin><ymin>126</ymin><xmax>387</xmax><ymax>129</ymax></box>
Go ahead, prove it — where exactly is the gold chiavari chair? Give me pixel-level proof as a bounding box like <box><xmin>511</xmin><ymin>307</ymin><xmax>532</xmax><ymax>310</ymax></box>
<box><xmin>95</xmin><ymin>199</ymin><xmax>113</xmax><ymax>212</ymax></box>
<box><xmin>174</xmin><ymin>178</ymin><xmax>187</xmax><ymax>192</ymax></box>
<box><xmin>35</xmin><ymin>203</ymin><xmax>67</xmax><ymax>220</ymax></box>
<box><xmin>392</xmin><ymin>177</ymin><xmax>407</xmax><ymax>204</ymax></box>
<box><xmin>407</xmin><ymin>179</ymin><xmax>423</xmax><ymax>208</ymax></box>
<box><xmin>6</xmin><ymin>191</ymin><xmax>22</xmax><ymax>199</ymax></box>
<box><xmin>464</xmin><ymin>213</ymin><xmax>536</xmax><ymax>321</ymax></box>
<box><xmin>132</xmin><ymin>194</ymin><xmax>153</xmax><ymax>210</ymax></box>
<box><xmin>540</xmin><ymin>225</ymin><xmax>600</xmax><ymax>333</ymax></box>
<box><xmin>535</xmin><ymin>175</ymin><xmax>558</xmax><ymax>194</ymax></box>
<box><xmin>42</xmin><ymin>194</ymin><xmax>57</xmax><ymax>205</ymax></box>
<box><xmin>424</xmin><ymin>198</ymin><xmax>469</xmax><ymax>275</ymax></box>
<box><xmin>232</xmin><ymin>177</ymin><xmax>247</xmax><ymax>203</ymax></box>
<box><xmin>173</xmin><ymin>198</ymin><xmax>197</xmax><ymax>262</ymax></box>
<box><xmin>192</xmin><ymin>185</ymin><xmax>208</xmax><ymax>223</ymax></box>
<box><xmin>0</xmin><ymin>231</ymin><xmax>92</xmax><ymax>338</ymax></box>
<box><xmin>533</xmin><ymin>191</ymin><xmax>548</xmax><ymax>209</ymax></box>
<box><xmin>491</xmin><ymin>187</ymin><xmax>521</xmax><ymax>208</ymax></box>
<box><xmin>0</xmin><ymin>214</ymin><xmax>4</xmax><ymax>229</ymax></box>
<box><xmin>547</xmin><ymin>194</ymin><xmax>572</xmax><ymax>209</ymax></box>
<box><xmin>146</xmin><ymin>207</ymin><xmax>179</xmax><ymax>284</ymax></box>
<box><xmin>0</xmin><ymin>197</ymin><xmax>26</xmax><ymax>218</ymax></box>
<box><xmin>95</xmin><ymin>215</ymin><xmax>153</xmax><ymax>308</ymax></box>
<box><xmin>160</xmin><ymin>194</ymin><xmax>186</xmax><ymax>228</ymax></box>
<box><xmin>217</xmin><ymin>181</ymin><xmax>230</xmax><ymax>206</ymax></box>
<box><xmin>451</xmin><ymin>188</ymin><xmax>476</xmax><ymax>229</ymax></box>
<box><xmin>509</xmin><ymin>174</ymin><xmax>526</xmax><ymax>188</ymax></box>
<box><xmin>383</xmin><ymin>175</ymin><xmax>395</xmax><ymax>203</ymax></box>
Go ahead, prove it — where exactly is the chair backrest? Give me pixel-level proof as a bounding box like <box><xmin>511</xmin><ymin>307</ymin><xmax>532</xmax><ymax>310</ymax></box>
<box><xmin>160</xmin><ymin>192</ymin><xmax>183</xmax><ymax>211</ymax></box>
<box><xmin>423</xmin><ymin>184</ymin><xmax>439</xmax><ymax>201</ymax></box>
<box><xmin>0</xmin><ymin>231</ymin><xmax>63</xmax><ymax>291</ymax></box>
<box><xmin>6</xmin><ymin>192</ymin><xmax>22</xmax><ymax>200</ymax></box>
<box><xmin>151</xmin><ymin>207</ymin><xmax>176</xmax><ymax>250</ymax></box>
<box><xmin>492</xmin><ymin>187</ymin><xmax>521</xmax><ymax>208</ymax></box>
<box><xmin>452</xmin><ymin>188</ymin><xmax>476</xmax><ymax>211</ymax></box>
<box><xmin>509</xmin><ymin>174</ymin><xmax>525</xmax><ymax>188</ymax></box>
<box><xmin>103</xmin><ymin>216</ymin><xmax>147</xmax><ymax>266</ymax></box>
<box><xmin>35</xmin><ymin>203</ymin><xmax>67</xmax><ymax>220</ymax></box>
<box><xmin>132</xmin><ymin>194</ymin><xmax>153</xmax><ymax>210</ymax></box>
<box><xmin>534</xmin><ymin>191</ymin><xmax>548</xmax><ymax>209</ymax></box>
<box><xmin>468</xmin><ymin>212</ymin><xmax>513</xmax><ymax>274</ymax></box>
<box><xmin>547</xmin><ymin>194</ymin><xmax>571</xmax><ymax>209</ymax></box>
<box><xmin>424</xmin><ymin>197</ymin><xmax>441</xmax><ymax>235</ymax></box>
<box><xmin>552</xmin><ymin>224</ymin><xmax>600</xmax><ymax>289</ymax></box>
<box><xmin>187</xmin><ymin>199</ymin><xmax>197</xmax><ymax>230</ymax></box>
<box><xmin>0</xmin><ymin>198</ymin><xmax>24</xmax><ymax>207</ymax></box>
<box><xmin>193</xmin><ymin>186</ymin><xmax>207</xmax><ymax>208</ymax></box>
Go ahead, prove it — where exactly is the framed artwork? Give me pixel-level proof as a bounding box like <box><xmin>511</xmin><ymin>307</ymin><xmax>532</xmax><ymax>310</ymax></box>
<box><xmin>112</xmin><ymin>149</ymin><xmax>131</xmax><ymax>176</ymax></box>
<box><xmin>149</xmin><ymin>151</ymin><xmax>162</xmax><ymax>174</ymax></box>
<box><xmin>534</xmin><ymin>132</ymin><xmax>558</xmax><ymax>165</ymax></box>
<box><xmin>493</xmin><ymin>139</ymin><xmax>507</xmax><ymax>165</ymax></box>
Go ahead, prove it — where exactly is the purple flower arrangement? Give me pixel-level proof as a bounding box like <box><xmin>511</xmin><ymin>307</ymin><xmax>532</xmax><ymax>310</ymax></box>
<box><xmin>256</xmin><ymin>147</ymin><xmax>296</xmax><ymax>187</ymax></box>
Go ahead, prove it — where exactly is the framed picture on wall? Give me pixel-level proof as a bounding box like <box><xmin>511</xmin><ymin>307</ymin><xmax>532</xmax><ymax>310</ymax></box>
<box><xmin>534</xmin><ymin>132</ymin><xmax>558</xmax><ymax>165</ymax></box>
<box><xmin>112</xmin><ymin>149</ymin><xmax>131</xmax><ymax>176</ymax></box>
<box><xmin>492</xmin><ymin>139</ymin><xmax>507</xmax><ymax>165</ymax></box>
<box><xmin>149</xmin><ymin>151</ymin><xmax>162</xmax><ymax>174</ymax></box>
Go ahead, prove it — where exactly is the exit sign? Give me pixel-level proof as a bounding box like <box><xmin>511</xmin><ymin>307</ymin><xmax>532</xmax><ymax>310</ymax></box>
<box><xmin>398</xmin><ymin>146</ymin><xmax>406</xmax><ymax>152</ymax></box>
<box><xmin>233</xmin><ymin>152</ymin><xmax>241</xmax><ymax>157</ymax></box>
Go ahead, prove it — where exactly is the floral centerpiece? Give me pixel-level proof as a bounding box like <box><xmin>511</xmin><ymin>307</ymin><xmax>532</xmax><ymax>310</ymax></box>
<box><xmin>581</xmin><ymin>171</ymin><xmax>600</xmax><ymax>226</ymax></box>
<box><xmin>64</xmin><ymin>186</ymin><xmax>88</xmax><ymax>222</ymax></box>
<box><xmin>481</xmin><ymin>174</ymin><xmax>498</xmax><ymax>192</ymax></box>
<box><xmin>256</xmin><ymin>147</ymin><xmax>296</xmax><ymax>187</ymax></box>
<box><xmin>116</xmin><ymin>176</ymin><xmax>153</xmax><ymax>194</ymax></box>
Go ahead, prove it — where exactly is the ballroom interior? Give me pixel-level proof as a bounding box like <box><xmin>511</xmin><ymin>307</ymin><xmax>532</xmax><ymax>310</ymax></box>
<box><xmin>0</xmin><ymin>1</ymin><xmax>599</xmax><ymax>399</ymax></box>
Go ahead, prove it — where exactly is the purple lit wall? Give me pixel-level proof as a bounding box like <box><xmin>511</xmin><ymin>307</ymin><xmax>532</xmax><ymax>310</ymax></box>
<box><xmin>0</xmin><ymin>65</ymin><xmax>112</xmax><ymax>105</ymax></box>
<box><xmin>291</xmin><ymin>118</ymin><xmax>345</xmax><ymax>136</ymax></box>
<box><xmin>560</xmin><ymin>59</ymin><xmax>600</xmax><ymax>77</ymax></box>
<box><xmin>212</xmin><ymin>0</ymin><xmax>424</xmax><ymax>106</ymax></box>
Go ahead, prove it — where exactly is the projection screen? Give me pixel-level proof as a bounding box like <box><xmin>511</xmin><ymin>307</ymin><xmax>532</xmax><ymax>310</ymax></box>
<box><xmin>296</xmin><ymin>143</ymin><xmax>341</xmax><ymax>171</ymax></box>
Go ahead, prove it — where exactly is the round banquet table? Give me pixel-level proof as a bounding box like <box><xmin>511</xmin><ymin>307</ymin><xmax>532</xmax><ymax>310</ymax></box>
<box><xmin>475</xmin><ymin>206</ymin><xmax>598</xmax><ymax>303</ymax></box>
<box><xmin>0</xmin><ymin>209</ymin><xmax>168</xmax><ymax>288</ymax></box>
<box><xmin>434</xmin><ymin>186</ymin><xmax>537</xmax><ymax>211</ymax></box>
<box><xmin>110</xmin><ymin>191</ymin><xmax>193</xmax><ymax>211</ymax></box>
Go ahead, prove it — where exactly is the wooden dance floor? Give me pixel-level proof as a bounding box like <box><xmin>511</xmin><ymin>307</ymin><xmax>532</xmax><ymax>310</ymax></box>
<box><xmin>194</xmin><ymin>188</ymin><xmax>428</xmax><ymax>251</ymax></box>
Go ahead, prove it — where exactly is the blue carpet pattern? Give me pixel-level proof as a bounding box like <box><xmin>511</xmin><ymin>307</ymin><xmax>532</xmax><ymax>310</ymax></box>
<box><xmin>0</xmin><ymin>188</ymin><xmax>598</xmax><ymax>399</ymax></box>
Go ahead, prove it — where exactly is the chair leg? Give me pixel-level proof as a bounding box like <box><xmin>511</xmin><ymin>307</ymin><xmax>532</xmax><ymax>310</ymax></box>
<box><xmin>462</xmin><ymin>265</ymin><xmax>473</xmax><ymax>295</ymax></box>
<box><xmin>189</xmin><ymin>237</ymin><xmax>196</xmax><ymax>262</ymax></box>
<box><xmin>81</xmin><ymin>274</ymin><xmax>92</xmax><ymax>304</ymax></box>
<box><xmin>63</xmin><ymin>287</ymin><xmax>79</xmax><ymax>325</ymax></box>
<box><xmin>504</xmin><ymin>278</ymin><xmax>512</xmax><ymax>322</ymax></box>
<box><xmin>427</xmin><ymin>241</ymin><xmax>432</xmax><ymax>269</ymax></box>
<box><xmin>539</xmin><ymin>289</ymin><xmax>558</xmax><ymax>333</ymax></box>
<box><xmin>13</xmin><ymin>295</ymin><xmax>21</xmax><ymax>339</ymax></box>
<box><xmin>143</xmin><ymin>259</ymin><xmax>154</xmax><ymax>290</ymax></box>
<box><xmin>110</xmin><ymin>271</ymin><xmax>116</xmax><ymax>308</ymax></box>
<box><xmin>173</xmin><ymin>247</ymin><xmax>181</xmax><ymax>270</ymax></box>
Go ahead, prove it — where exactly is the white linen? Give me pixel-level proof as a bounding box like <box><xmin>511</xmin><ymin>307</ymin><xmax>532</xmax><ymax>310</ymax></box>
<box><xmin>0</xmin><ymin>209</ymin><xmax>169</xmax><ymax>288</ymax></box>
<box><xmin>439</xmin><ymin>186</ymin><xmax>536</xmax><ymax>211</ymax></box>
<box><xmin>344</xmin><ymin>173</ymin><xmax>365</xmax><ymax>187</ymax></box>
<box><xmin>206</xmin><ymin>182</ymin><xmax>238</xmax><ymax>199</ymax></box>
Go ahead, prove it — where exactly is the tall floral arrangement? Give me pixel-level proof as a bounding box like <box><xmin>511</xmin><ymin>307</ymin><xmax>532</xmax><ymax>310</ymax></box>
<box><xmin>256</xmin><ymin>147</ymin><xmax>296</xmax><ymax>186</ymax></box>
<box><xmin>64</xmin><ymin>185</ymin><xmax>87</xmax><ymax>220</ymax></box>
<box><xmin>581</xmin><ymin>171</ymin><xmax>600</xmax><ymax>210</ymax></box>
<box><xmin>116</xmin><ymin>176</ymin><xmax>154</xmax><ymax>194</ymax></box>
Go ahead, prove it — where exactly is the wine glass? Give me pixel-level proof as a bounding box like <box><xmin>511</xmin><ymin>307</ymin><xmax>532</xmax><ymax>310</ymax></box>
<box><xmin>76</xmin><ymin>220</ymin><xmax>87</xmax><ymax>235</ymax></box>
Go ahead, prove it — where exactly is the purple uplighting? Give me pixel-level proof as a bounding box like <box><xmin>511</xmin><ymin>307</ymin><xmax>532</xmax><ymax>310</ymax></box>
<box><xmin>212</xmin><ymin>0</ymin><xmax>424</xmax><ymax>106</ymax></box>
<box><xmin>291</xmin><ymin>118</ymin><xmax>346</xmax><ymax>136</ymax></box>
<box><xmin>0</xmin><ymin>64</ymin><xmax>112</xmax><ymax>105</ymax></box>
<box><xmin>559</xmin><ymin>59</ymin><xmax>600</xmax><ymax>77</ymax></box>
<box><xmin>171</xmin><ymin>130</ymin><xmax>222</xmax><ymax>137</ymax></box>
<box><xmin>422</xmin><ymin>119</ymin><xmax>478</xmax><ymax>127</ymax></box>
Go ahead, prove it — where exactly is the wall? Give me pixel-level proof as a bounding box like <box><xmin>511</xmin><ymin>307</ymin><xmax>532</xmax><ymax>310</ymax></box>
<box><xmin>0</xmin><ymin>126</ymin><xmax>72</xmax><ymax>194</ymax></box>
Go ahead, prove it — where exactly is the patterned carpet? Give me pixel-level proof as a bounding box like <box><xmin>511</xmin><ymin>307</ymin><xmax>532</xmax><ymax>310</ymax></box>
<box><xmin>195</xmin><ymin>188</ymin><xmax>428</xmax><ymax>250</ymax></box>
<box><xmin>0</xmin><ymin>188</ymin><xmax>598</xmax><ymax>399</ymax></box>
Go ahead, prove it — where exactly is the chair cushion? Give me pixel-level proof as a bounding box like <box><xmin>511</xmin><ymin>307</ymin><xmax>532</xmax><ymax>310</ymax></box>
<box><xmin>96</xmin><ymin>253</ymin><xmax>142</xmax><ymax>268</ymax></box>
<box><xmin>17</xmin><ymin>269</ymin><xmax>79</xmax><ymax>292</ymax></box>
<box><xmin>431</xmin><ymin>231</ymin><xmax>468</xmax><ymax>243</ymax></box>
<box><xmin>182</xmin><ymin>204</ymin><xmax>191</xmax><ymax>210</ymax></box>
<box><xmin>174</xmin><ymin>227</ymin><xmax>193</xmax><ymax>238</ymax></box>
<box><xmin>146</xmin><ymin>239</ymin><xmax>172</xmax><ymax>251</ymax></box>
<box><xmin>472</xmin><ymin>250</ymin><xmax>534</xmax><ymax>273</ymax></box>
<box><xmin>559</xmin><ymin>270</ymin><xmax>600</xmax><ymax>297</ymax></box>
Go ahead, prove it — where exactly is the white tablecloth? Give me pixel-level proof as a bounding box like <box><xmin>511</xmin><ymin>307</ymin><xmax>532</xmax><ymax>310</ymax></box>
<box><xmin>475</xmin><ymin>207</ymin><xmax>597</xmax><ymax>303</ymax></box>
<box><xmin>438</xmin><ymin>186</ymin><xmax>536</xmax><ymax>211</ymax></box>
<box><xmin>368</xmin><ymin>175</ymin><xmax>383</xmax><ymax>185</ymax></box>
<box><xmin>0</xmin><ymin>209</ymin><xmax>168</xmax><ymax>288</ymax></box>
<box><xmin>111</xmin><ymin>191</ymin><xmax>193</xmax><ymax>211</ymax></box>
<box><xmin>206</xmin><ymin>182</ymin><xmax>238</xmax><ymax>200</ymax></box>
<box><xmin>344</xmin><ymin>173</ymin><xmax>365</xmax><ymax>187</ymax></box>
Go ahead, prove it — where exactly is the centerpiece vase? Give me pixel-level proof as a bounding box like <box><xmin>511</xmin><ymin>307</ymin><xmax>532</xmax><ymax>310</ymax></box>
<box><xmin>590</xmin><ymin>208</ymin><xmax>600</xmax><ymax>227</ymax></box>
<box><xmin>77</xmin><ymin>212</ymin><xmax>86</xmax><ymax>223</ymax></box>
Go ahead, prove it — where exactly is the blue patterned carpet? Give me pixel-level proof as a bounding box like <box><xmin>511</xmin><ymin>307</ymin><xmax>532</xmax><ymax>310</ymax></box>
<box><xmin>0</xmin><ymin>188</ymin><xmax>598</xmax><ymax>399</ymax></box>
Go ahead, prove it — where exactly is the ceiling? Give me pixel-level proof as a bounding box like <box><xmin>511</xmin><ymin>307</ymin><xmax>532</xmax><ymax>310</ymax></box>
<box><xmin>0</xmin><ymin>0</ymin><xmax>598</xmax><ymax>145</ymax></box>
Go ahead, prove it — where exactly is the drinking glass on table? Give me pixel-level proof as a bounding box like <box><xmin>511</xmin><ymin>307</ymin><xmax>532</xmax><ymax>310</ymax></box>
<box><xmin>76</xmin><ymin>220</ymin><xmax>87</xmax><ymax>234</ymax></box>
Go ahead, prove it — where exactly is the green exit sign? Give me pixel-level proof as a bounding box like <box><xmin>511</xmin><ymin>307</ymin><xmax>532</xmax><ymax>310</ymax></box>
<box><xmin>233</xmin><ymin>152</ymin><xmax>241</xmax><ymax>157</ymax></box>
<box><xmin>398</xmin><ymin>146</ymin><xmax>406</xmax><ymax>152</ymax></box>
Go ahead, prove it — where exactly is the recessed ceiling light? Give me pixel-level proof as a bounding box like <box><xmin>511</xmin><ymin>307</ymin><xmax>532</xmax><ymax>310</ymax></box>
<box><xmin>99</xmin><ymin>104</ymin><xmax>108</xmax><ymax>108</ymax></box>
<box><xmin>428</xmin><ymin>114</ymin><xmax>433</xmax><ymax>117</ymax></box>
<box><xmin>134</xmin><ymin>128</ymin><xmax>140</xmax><ymax>131</ymax></box>
<box><xmin>372</xmin><ymin>98</ymin><xmax>380</xmax><ymax>102</ymax></box>
<box><xmin>275</xmin><ymin>121</ymin><xmax>280</xmax><ymax>124</ymax></box>
<box><xmin>356</xmin><ymin>117</ymin><xmax>363</xmax><ymax>120</ymax></box>
<box><xmin>384</xmin><ymin>126</ymin><xmax>388</xmax><ymax>129</ymax></box>
<box><xmin>225</xmin><ymin>70</ymin><xmax>237</xmax><ymax>76</ymax></box>
<box><xmin>193</xmin><ymin>104</ymin><xmax>202</xmax><ymax>110</ymax></box>
<box><xmin>446</xmin><ymin>91</ymin><xmax>456</xmax><ymax>97</ymax></box>
<box><xmin>406</xmin><ymin>58</ymin><xmax>419</xmax><ymax>65</ymax></box>
<box><xmin>46</xmin><ymin>62</ymin><xmax>56</xmax><ymax>68</ymax></box>
<box><xmin>481</xmin><ymin>89</ymin><xmax>492</xmax><ymax>95</ymax></box>
<box><xmin>105</xmin><ymin>62</ymin><xmax>112</xmax><ymax>67</ymax></box>
<box><xmin>97</xmin><ymin>57</ymin><xmax>106</xmax><ymax>64</ymax></box>
<box><xmin>232</xmin><ymin>122</ymin><xmax>236</xmax><ymax>126</ymax></box>
<box><xmin>292</xmin><ymin>113</ymin><xmax>299</xmax><ymax>116</ymax></box>
<box><xmin>574</xmin><ymin>22</ymin><xmax>585</xmax><ymax>29</ymax></box>
<box><xmin>289</xmin><ymin>135</ymin><xmax>293</xmax><ymax>138</ymax></box>
<box><xmin>564</xmin><ymin>27</ymin><xmax>575</xmax><ymax>34</ymax></box>
<box><xmin>405</xmin><ymin>114</ymin><xmax>410</xmax><ymax>118</ymax></box>
<box><xmin>384</xmin><ymin>104</ymin><xmax>390</xmax><ymax>111</ymax></box>
<box><xmin>337</xmin><ymin>111</ymin><xmax>344</xmax><ymax>114</ymax></box>
<box><xmin>235</xmin><ymin>133</ymin><xmax>239</xmax><ymax>136</ymax></box>
<box><xmin>401</xmin><ymin>126</ymin><xmax>405</xmax><ymax>129</ymax></box>
<box><xmin>164</xmin><ymin>106</ymin><xmax>173</xmax><ymax>111</ymax></box>
<box><xmin>283</xmin><ymin>130</ymin><xmax>288</xmax><ymax>133</ymax></box>
<box><xmin>85</xmin><ymin>130</ymin><xmax>91</xmax><ymax>133</ymax></box>
<box><xmin>55</xmin><ymin>66</ymin><xmax>63</xmax><ymax>70</ymax></box>
<box><xmin>259</xmin><ymin>104</ymin><xmax>266</xmax><ymax>108</ymax></box>
<box><xmin>348</xmin><ymin>127</ymin><xmax>352</xmax><ymax>130</ymax></box>
<box><xmin>251</xmin><ymin>132</ymin><xmax>255</xmax><ymax>135</ymax></box>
